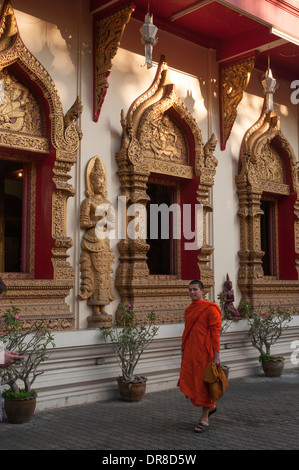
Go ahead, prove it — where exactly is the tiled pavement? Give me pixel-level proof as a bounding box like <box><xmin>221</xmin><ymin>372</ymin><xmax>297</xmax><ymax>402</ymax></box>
<box><xmin>0</xmin><ymin>368</ymin><xmax>298</xmax><ymax>451</ymax></box>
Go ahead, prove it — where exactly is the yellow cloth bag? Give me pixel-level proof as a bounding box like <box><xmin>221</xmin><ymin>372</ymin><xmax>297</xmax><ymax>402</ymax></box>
<box><xmin>203</xmin><ymin>362</ymin><xmax>229</xmax><ymax>401</ymax></box>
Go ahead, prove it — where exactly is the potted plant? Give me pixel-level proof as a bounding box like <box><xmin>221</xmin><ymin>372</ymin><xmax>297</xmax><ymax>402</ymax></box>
<box><xmin>239</xmin><ymin>301</ymin><xmax>292</xmax><ymax>377</ymax></box>
<box><xmin>0</xmin><ymin>306</ymin><xmax>55</xmax><ymax>423</ymax></box>
<box><xmin>101</xmin><ymin>303</ymin><xmax>159</xmax><ymax>401</ymax></box>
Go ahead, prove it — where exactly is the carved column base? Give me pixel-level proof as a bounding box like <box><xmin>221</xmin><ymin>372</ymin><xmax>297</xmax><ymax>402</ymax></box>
<box><xmin>87</xmin><ymin>311</ymin><xmax>112</xmax><ymax>328</ymax></box>
<box><xmin>115</xmin><ymin>279</ymin><xmax>192</xmax><ymax>325</ymax></box>
<box><xmin>0</xmin><ymin>280</ymin><xmax>75</xmax><ymax>330</ymax></box>
<box><xmin>238</xmin><ymin>279</ymin><xmax>299</xmax><ymax>314</ymax></box>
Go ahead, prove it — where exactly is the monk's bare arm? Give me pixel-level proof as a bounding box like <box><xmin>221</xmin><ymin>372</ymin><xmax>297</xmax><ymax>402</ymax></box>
<box><xmin>213</xmin><ymin>349</ymin><xmax>221</xmax><ymax>365</ymax></box>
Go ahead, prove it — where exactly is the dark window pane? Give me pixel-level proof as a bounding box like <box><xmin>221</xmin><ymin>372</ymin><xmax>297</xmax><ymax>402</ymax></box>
<box><xmin>0</xmin><ymin>160</ymin><xmax>25</xmax><ymax>272</ymax></box>
<box><xmin>146</xmin><ymin>183</ymin><xmax>177</xmax><ymax>275</ymax></box>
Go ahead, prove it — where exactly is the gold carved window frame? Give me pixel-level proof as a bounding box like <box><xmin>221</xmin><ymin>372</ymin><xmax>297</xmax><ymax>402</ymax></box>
<box><xmin>0</xmin><ymin>2</ymin><xmax>82</xmax><ymax>329</ymax></box>
<box><xmin>115</xmin><ymin>56</ymin><xmax>218</xmax><ymax>324</ymax></box>
<box><xmin>236</xmin><ymin>103</ymin><xmax>299</xmax><ymax>312</ymax></box>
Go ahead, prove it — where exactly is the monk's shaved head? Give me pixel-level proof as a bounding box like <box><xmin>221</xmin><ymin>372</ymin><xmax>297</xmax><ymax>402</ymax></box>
<box><xmin>189</xmin><ymin>280</ymin><xmax>204</xmax><ymax>290</ymax></box>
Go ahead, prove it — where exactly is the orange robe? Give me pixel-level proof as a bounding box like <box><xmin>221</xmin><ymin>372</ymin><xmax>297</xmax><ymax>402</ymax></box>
<box><xmin>178</xmin><ymin>300</ymin><xmax>222</xmax><ymax>407</ymax></box>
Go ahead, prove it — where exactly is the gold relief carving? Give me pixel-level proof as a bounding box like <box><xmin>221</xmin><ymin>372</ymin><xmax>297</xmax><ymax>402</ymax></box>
<box><xmin>236</xmin><ymin>70</ymin><xmax>299</xmax><ymax>309</ymax></box>
<box><xmin>148</xmin><ymin>159</ymin><xmax>193</xmax><ymax>178</ymax></box>
<box><xmin>236</xmin><ymin>279</ymin><xmax>299</xmax><ymax>314</ymax></box>
<box><xmin>0</xmin><ymin>2</ymin><xmax>83</xmax><ymax>329</ymax></box>
<box><xmin>256</xmin><ymin>142</ymin><xmax>284</xmax><ymax>183</ymax></box>
<box><xmin>0</xmin><ymin>1</ymin><xmax>18</xmax><ymax>52</ymax></box>
<box><xmin>0</xmin><ymin>70</ymin><xmax>30</xmax><ymax>131</ymax></box>
<box><xmin>63</xmin><ymin>96</ymin><xmax>83</xmax><ymax>142</ymax></box>
<box><xmin>220</xmin><ymin>56</ymin><xmax>255</xmax><ymax>150</ymax></box>
<box><xmin>51</xmin><ymin>95</ymin><xmax>82</xmax><ymax>291</ymax></box>
<box><xmin>93</xmin><ymin>3</ymin><xmax>134</xmax><ymax>122</ymax></box>
<box><xmin>0</xmin><ymin>69</ymin><xmax>49</xmax><ymax>152</ymax></box>
<box><xmin>115</xmin><ymin>56</ymin><xmax>218</xmax><ymax>324</ymax></box>
<box><xmin>139</xmin><ymin>113</ymin><xmax>188</xmax><ymax>164</ymax></box>
<box><xmin>0</xmin><ymin>280</ymin><xmax>74</xmax><ymax>329</ymax></box>
<box><xmin>79</xmin><ymin>156</ymin><xmax>115</xmax><ymax>328</ymax></box>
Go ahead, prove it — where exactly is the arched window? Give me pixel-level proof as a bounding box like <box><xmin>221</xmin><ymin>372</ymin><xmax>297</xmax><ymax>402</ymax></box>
<box><xmin>115</xmin><ymin>57</ymin><xmax>218</xmax><ymax>324</ymax></box>
<box><xmin>236</xmin><ymin>69</ymin><xmax>299</xmax><ymax>310</ymax></box>
<box><xmin>0</xmin><ymin>2</ymin><xmax>82</xmax><ymax>329</ymax></box>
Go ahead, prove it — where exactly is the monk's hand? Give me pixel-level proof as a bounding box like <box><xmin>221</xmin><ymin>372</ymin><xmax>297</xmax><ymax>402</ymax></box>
<box><xmin>213</xmin><ymin>351</ymin><xmax>221</xmax><ymax>366</ymax></box>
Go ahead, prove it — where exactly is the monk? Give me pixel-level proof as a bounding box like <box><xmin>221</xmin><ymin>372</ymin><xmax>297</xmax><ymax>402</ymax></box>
<box><xmin>178</xmin><ymin>280</ymin><xmax>222</xmax><ymax>433</ymax></box>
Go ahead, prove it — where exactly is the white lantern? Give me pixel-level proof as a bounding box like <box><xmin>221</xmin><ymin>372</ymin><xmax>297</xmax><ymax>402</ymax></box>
<box><xmin>140</xmin><ymin>12</ymin><xmax>158</xmax><ymax>69</ymax></box>
<box><xmin>262</xmin><ymin>63</ymin><xmax>277</xmax><ymax>114</ymax></box>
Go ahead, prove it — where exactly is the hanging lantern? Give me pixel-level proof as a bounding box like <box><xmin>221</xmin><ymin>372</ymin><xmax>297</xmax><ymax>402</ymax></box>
<box><xmin>262</xmin><ymin>59</ymin><xmax>277</xmax><ymax>114</ymax></box>
<box><xmin>140</xmin><ymin>11</ymin><xmax>158</xmax><ymax>69</ymax></box>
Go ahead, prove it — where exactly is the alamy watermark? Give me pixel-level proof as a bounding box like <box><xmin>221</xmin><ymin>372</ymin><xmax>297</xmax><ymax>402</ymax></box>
<box><xmin>290</xmin><ymin>340</ymin><xmax>299</xmax><ymax>365</ymax></box>
<box><xmin>94</xmin><ymin>196</ymin><xmax>203</xmax><ymax>250</ymax></box>
<box><xmin>290</xmin><ymin>81</ymin><xmax>299</xmax><ymax>104</ymax></box>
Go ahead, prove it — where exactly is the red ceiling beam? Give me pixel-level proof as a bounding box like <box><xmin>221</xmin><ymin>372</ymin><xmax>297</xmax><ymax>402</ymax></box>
<box><xmin>217</xmin><ymin>24</ymin><xmax>280</xmax><ymax>62</ymax></box>
<box><xmin>219</xmin><ymin>0</ymin><xmax>299</xmax><ymax>39</ymax></box>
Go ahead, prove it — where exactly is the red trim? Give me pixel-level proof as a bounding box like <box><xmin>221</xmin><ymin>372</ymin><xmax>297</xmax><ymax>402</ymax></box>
<box><xmin>34</xmin><ymin>149</ymin><xmax>55</xmax><ymax>279</ymax></box>
<box><xmin>277</xmin><ymin>193</ymin><xmax>297</xmax><ymax>280</ymax></box>
<box><xmin>21</xmin><ymin>163</ymin><xmax>29</xmax><ymax>273</ymax></box>
<box><xmin>273</xmin><ymin>138</ymin><xmax>298</xmax><ymax>279</ymax></box>
<box><xmin>266</xmin><ymin>0</ymin><xmax>299</xmax><ymax>17</ymax></box>
<box><xmin>90</xmin><ymin>0</ymin><xmax>134</xmax><ymax>15</ymax></box>
<box><xmin>180</xmin><ymin>177</ymin><xmax>201</xmax><ymax>280</ymax></box>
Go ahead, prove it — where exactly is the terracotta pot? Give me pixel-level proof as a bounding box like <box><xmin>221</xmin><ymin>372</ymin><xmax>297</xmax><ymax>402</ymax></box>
<box><xmin>4</xmin><ymin>396</ymin><xmax>37</xmax><ymax>424</ymax></box>
<box><xmin>261</xmin><ymin>357</ymin><xmax>284</xmax><ymax>377</ymax></box>
<box><xmin>117</xmin><ymin>378</ymin><xmax>147</xmax><ymax>402</ymax></box>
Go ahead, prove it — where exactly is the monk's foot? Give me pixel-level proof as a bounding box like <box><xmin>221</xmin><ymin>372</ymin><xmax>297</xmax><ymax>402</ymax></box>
<box><xmin>194</xmin><ymin>422</ymin><xmax>209</xmax><ymax>433</ymax></box>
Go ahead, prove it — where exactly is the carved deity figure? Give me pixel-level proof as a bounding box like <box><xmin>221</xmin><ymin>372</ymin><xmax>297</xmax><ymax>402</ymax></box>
<box><xmin>0</xmin><ymin>71</ymin><xmax>29</xmax><ymax>130</ymax></box>
<box><xmin>223</xmin><ymin>274</ymin><xmax>242</xmax><ymax>320</ymax></box>
<box><xmin>79</xmin><ymin>156</ymin><xmax>115</xmax><ymax>325</ymax></box>
<box><xmin>150</xmin><ymin>115</ymin><xmax>177</xmax><ymax>159</ymax></box>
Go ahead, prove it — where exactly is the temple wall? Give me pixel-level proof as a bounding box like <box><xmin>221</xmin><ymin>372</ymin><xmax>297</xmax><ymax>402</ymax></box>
<box><xmin>1</xmin><ymin>1</ymin><xmax>298</xmax><ymax>410</ymax></box>
<box><xmin>33</xmin><ymin>318</ymin><xmax>299</xmax><ymax>411</ymax></box>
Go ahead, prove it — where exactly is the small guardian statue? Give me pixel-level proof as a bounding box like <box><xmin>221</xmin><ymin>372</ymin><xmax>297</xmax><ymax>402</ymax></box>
<box><xmin>223</xmin><ymin>274</ymin><xmax>242</xmax><ymax>320</ymax></box>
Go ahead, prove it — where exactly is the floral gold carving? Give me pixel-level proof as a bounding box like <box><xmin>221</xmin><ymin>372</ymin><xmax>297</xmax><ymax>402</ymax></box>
<box><xmin>220</xmin><ymin>56</ymin><xmax>255</xmax><ymax>150</ymax></box>
<box><xmin>93</xmin><ymin>3</ymin><xmax>134</xmax><ymax>122</ymax></box>
<box><xmin>115</xmin><ymin>56</ymin><xmax>218</xmax><ymax>324</ymax></box>
<box><xmin>0</xmin><ymin>1</ymin><xmax>82</xmax><ymax>329</ymax></box>
<box><xmin>79</xmin><ymin>156</ymin><xmax>115</xmax><ymax>328</ymax></box>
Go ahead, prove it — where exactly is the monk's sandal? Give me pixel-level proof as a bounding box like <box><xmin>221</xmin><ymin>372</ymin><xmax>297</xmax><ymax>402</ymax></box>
<box><xmin>194</xmin><ymin>423</ymin><xmax>209</xmax><ymax>433</ymax></box>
